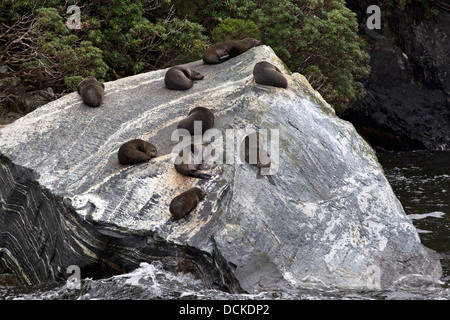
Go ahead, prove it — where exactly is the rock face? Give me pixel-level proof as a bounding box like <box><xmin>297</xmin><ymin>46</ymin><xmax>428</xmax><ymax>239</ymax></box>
<box><xmin>342</xmin><ymin>6</ymin><xmax>450</xmax><ymax>151</ymax></box>
<box><xmin>0</xmin><ymin>45</ymin><xmax>441</xmax><ymax>292</ymax></box>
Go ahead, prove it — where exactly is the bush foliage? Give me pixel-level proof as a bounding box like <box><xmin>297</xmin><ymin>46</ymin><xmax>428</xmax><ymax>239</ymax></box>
<box><xmin>211</xmin><ymin>18</ymin><xmax>260</xmax><ymax>42</ymax></box>
<box><xmin>182</xmin><ymin>0</ymin><xmax>371</xmax><ymax>112</ymax></box>
<box><xmin>0</xmin><ymin>0</ymin><xmax>209</xmax><ymax>103</ymax></box>
<box><xmin>0</xmin><ymin>0</ymin><xmax>384</xmax><ymax>113</ymax></box>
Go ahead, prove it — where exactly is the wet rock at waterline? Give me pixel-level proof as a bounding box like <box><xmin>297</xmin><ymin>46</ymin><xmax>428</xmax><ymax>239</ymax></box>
<box><xmin>0</xmin><ymin>45</ymin><xmax>441</xmax><ymax>292</ymax></box>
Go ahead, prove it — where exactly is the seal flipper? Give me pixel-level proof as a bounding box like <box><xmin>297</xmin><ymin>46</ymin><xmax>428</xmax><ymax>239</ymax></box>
<box><xmin>257</xmin><ymin>168</ymin><xmax>276</xmax><ymax>185</ymax></box>
<box><xmin>198</xmin><ymin>159</ymin><xmax>208</xmax><ymax>170</ymax></box>
<box><xmin>256</xmin><ymin>168</ymin><xmax>263</xmax><ymax>180</ymax></box>
<box><xmin>266</xmin><ymin>175</ymin><xmax>276</xmax><ymax>186</ymax></box>
<box><xmin>216</xmin><ymin>48</ymin><xmax>230</xmax><ymax>61</ymax></box>
<box><xmin>218</xmin><ymin>54</ymin><xmax>230</xmax><ymax>62</ymax></box>
<box><xmin>190</xmin><ymin>172</ymin><xmax>212</xmax><ymax>179</ymax></box>
<box><xmin>119</xmin><ymin>151</ymin><xmax>152</xmax><ymax>165</ymax></box>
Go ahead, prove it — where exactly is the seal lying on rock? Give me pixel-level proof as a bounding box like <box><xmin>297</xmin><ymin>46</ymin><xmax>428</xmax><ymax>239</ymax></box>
<box><xmin>202</xmin><ymin>38</ymin><xmax>262</xmax><ymax>64</ymax></box>
<box><xmin>174</xmin><ymin>144</ymin><xmax>212</xmax><ymax>179</ymax></box>
<box><xmin>169</xmin><ymin>187</ymin><xmax>206</xmax><ymax>219</ymax></box>
<box><xmin>164</xmin><ymin>66</ymin><xmax>204</xmax><ymax>90</ymax></box>
<box><xmin>241</xmin><ymin>132</ymin><xmax>276</xmax><ymax>185</ymax></box>
<box><xmin>253</xmin><ymin>61</ymin><xmax>288</xmax><ymax>88</ymax></box>
<box><xmin>117</xmin><ymin>139</ymin><xmax>157</xmax><ymax>165</ymax></box>
<box><xmin>177</xmin><ymin>107</ymin><xmax>215</xmax><ymax>135</ymax></box>
<box><xmin>77</xmin><ymin>76</ymin><xmax>105</xmax><ymax>108</ymax></box>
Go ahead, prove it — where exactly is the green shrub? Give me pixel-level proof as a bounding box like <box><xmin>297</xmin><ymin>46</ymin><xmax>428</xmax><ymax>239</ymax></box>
<box><xmin>0</xmin><ymin>0</ymin><xmax>208</xmax><ymax>103</ymax></box>
<box><xmin>2</xmin><ymin>0</ymin><xmax>377</xmax><ymax>114</ymax></box>
<box><xmin>64</xmin><ymin>76</ymin><xmax>84</xmax><ymax>92</ymax></box>
<box><xmin>0</xmin><ymin>7</ymin><xmax>108</xmax><ymax>97</ymax></box>
<box><xmin>195</xmin><ymin>0</ymin><xmax>370</xmax><ymax>113</ymax></box>
<box><xmin>26</xmin><ymin>8</ymin><xmax>108</xmax><ymax>91</ymax></box>
<box><xmin>211</xmin><ymin>18</ymin><xmax>260</xmax><ymax>42</ymax></box>
<box><xmin>292</xmin><ymin>1</ymin><xmax>370</xmax><ymax>112</ymax></box>
<box><xmin>379</xmin><ymin>0</ymin><xmax>439</xmax><ymax>19</ymax></box>
<box><xmin>82</xmin><ymin>2</ymin><xmax>209</xmax><ymax>75</ymax></box>
<box><xmin>152</xmin><ymin>18</ymin><xmax>209</xmax><ymax>68</ymax></box>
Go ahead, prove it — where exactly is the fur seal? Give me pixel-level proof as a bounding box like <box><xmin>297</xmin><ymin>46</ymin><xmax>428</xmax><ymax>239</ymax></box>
<box><xmin>174</xmin><ymin>145</ymin><xmax>212</xmax><ymax>179</ymax></box>
<box><xmin>253</xmin><ymin>61</ymin><xmax>288</xmax><ymax>88</ymax></box>
<box><xmin>169</xmin><ymin>187</ymin><xmax>206</xmax><ymax>219</ymax></box>
<box><xmin>177</xmin><ymin>107</ymin><xmax>215</xmax><ymax>135</ymax></box>
<box><xmin>77</xmin><ymin>76</ymin><xmax>105</xmax><ymax>107</ymax></box>
<box><xmin>118</xmin><ymin>139</ymin><xmax>157</xmax><ymax>165</ymax></box>
<box><xmin>164</xmin><ymin>66</ymin><xmax>204</xmax><ymax>90</ymax></box>
<box><xmin>241</xmin><ymin>132</ymin><xmax>276</xmax><ymax>185</ymax></box>
<box><xmin>202</xmin><ymin>37</ymin><xmax>262</xmax><ymax>64</ymax></box>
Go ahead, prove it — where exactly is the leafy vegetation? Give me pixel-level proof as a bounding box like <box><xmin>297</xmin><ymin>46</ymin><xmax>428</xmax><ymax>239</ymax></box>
<box><xmin>379</xmin><ymin>0</ymin><xmax>440</xmax><ymax>19</ymax></box>
<box><xmin>178</xmin><ymin>0</ymin><xmax>371</xmax><ymax>112</ymax></box>
<box><xmin>211</xmin><ymin>18</ymin><xmax>260</xmax><ymax>42</ymax></box>
<box><xmin>0</xmin><ymin>0</ymin><xmax>209</xmax><ymax>113</ymax></box>
<box><xmin>5</xmin><ymin>0</ymin><xmax>438</xmax><ymax>114</ymax></box>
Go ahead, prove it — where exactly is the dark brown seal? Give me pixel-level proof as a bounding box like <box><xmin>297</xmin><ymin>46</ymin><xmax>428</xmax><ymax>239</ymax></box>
<box><xmin>177</xmin><ymin>107</ymin><xmax>215</xmax><ymax>136</ymax></box>
<box><xmin>77</xmin><ymin>76</ymin><xmax>105</xmax><ymax>107</ymax></box>
<box><xmin>169</xmin><ymin>187</ymin><xmax>206</xmax><ymax>219</ymax></box>
<box><xmin>164</xmin><ymin>66</ymin><xmax>204</xmax><ymax>90</ymax></box>
<box><xmin>117</xmin><ymin>139</ymin><xmax>157</xmax><ymax>165</ymax></box>
<box><xmin>253</xmin><ymin>61</ymin><xmax>288</xmax><ymax>88</ymax></box>
<box><xmin>202</xmin><ymin>37</ymin><xmax>262</xmax><ymax>64</ymax></box>
<box><xmin>174</xmin><ymin>144</ymin><xmax>212</xmax><ymax>179</ymax></box>
<box><xmin>241</xmin><ymin>132</ymin><xmax>276</xmax><ymax>185</ymax></box>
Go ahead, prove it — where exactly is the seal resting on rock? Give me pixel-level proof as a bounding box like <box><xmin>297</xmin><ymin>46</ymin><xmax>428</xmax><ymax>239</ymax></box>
<box><xmin>77</xmin><ymin>76</ymin><xmax>105</xmax><ymax>108</ymax></box>
<box><xmin>174</xmin><ymin>144</ymin><xmax>212</xmax><ymax>179</ymax></box>
<box><xmin>253</xmin><ymin>61</ymin><xmax>288</xmax><ymax>88</ymax></box>
<box><xmin>117</xmin><ymin>139</ymin><xmax>157</xmax><ymax>165</ymax></box>
<box><xmin>169</xmin><ymin>187</ymin><xmax>206</xmax><ymax>219</ymax></box>
<box><xmin>241</xmin><ymin>132</ymin><xmax>276</xmax><ymax>185</ymax></box>
<box><xmin>177</xmin><ymin>107</ymin><xmax>215</xmax><ymax>135</ymax></box>
<box><xmin>164</xmin><ymin>66</ymin><xmax>204</xmax><ymax>90</ymax></box>
<box><xmin>202</xmin><ymin>38</ymin><xmax>262</xmax><ymax>64</ymax></box>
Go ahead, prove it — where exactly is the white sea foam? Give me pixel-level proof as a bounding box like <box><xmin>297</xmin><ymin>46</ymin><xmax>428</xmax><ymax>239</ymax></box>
<box><xmin>407</xmin><ymin>211</ymin><xmax>446</xmax><ymax>220</ymax></box>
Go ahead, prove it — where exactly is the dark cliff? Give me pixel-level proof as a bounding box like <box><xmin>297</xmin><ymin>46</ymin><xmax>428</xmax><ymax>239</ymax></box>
<box><xmin>342</xmin><ymin>2</ymin><xmax>450</xmax><ymax>150</ymax></box>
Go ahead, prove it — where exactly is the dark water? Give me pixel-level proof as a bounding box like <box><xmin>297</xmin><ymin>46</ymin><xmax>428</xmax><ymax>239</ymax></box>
<box><xmin>377</xmin><ymin>150</ymin><xmax>450</xmax><ymax>282</ymax></box>
<box><xmin>1</xmin><ymin>151</ymin><xmax>449</xmax><ymax>300</ymax></box>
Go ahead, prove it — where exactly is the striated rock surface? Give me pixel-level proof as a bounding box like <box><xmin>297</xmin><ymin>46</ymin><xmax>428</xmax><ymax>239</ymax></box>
<box><xmin>0</xmin><ymin>45</ymin><xmax>441</xmax><ymax>292</ymax></box>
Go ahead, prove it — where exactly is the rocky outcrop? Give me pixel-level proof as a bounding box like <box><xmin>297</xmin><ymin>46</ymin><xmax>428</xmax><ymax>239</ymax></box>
<box><xmin>342</xmin><ymin>4</ymin><xmax>450</xmax><ymax>151</ymax></box>
<box><xmin>0</xmin><ymin>73</ymin><xmax>56</xmax><ymax>116</ymax></box>
<box><xmin>0</xmin><ymin>45</ymin><xmax>441</xmax><ymax>292</ymax></box>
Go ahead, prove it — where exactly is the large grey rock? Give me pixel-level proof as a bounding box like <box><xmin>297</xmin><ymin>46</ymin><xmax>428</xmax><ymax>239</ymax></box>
<box><xmin>0</xmin><ymin>45</ymin><xmax>441</xmax><ymax>292</ymax></box>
